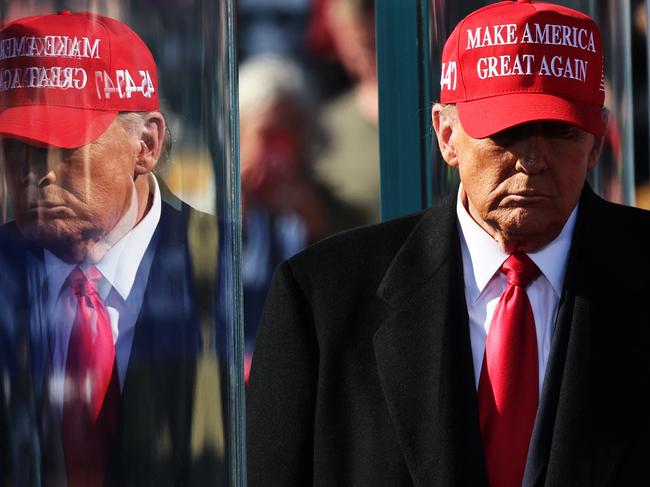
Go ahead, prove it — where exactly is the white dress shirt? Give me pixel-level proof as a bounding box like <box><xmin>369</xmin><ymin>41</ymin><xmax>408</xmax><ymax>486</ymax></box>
<box><xmin>455</xmin><ymin>185</ymin><xmax>577</xmax><ymax>395</ymax></box>
<box><xmin>43</xmin><ymin>175</ymin><xmax>162</xmax><ymax>408</ymax></box>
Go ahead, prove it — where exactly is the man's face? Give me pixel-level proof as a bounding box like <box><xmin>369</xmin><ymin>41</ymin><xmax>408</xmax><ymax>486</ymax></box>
<box><xmin>3</xmin><ymin>119</ymin><xmax>140</xmax><ymax>262</ymax></box>
<box><xmin>434</xmin><ymin>107</ymin><xmax>601</xmax><ymax>252</ymax></box>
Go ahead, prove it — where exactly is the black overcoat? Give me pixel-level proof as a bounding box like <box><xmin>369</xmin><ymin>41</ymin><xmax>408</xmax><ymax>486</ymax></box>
<box><xmin>247</xmin><ymin>184</ymin><xmax>650</xmax><ymax>486</ymax></box>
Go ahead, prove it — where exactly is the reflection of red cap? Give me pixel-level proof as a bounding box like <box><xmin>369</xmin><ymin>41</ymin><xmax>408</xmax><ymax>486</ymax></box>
<box><xmin>0</xmin><ymin>11</ymin><xmax>158</xmax><ymax>148</ymax></box>
<box><xmin>440</xmin><ymin>0</ymin><xmax>605</xmax><ymax>138</ymax></box>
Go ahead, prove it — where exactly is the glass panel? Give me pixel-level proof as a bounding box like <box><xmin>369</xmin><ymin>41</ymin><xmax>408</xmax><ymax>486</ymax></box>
<box><xmin>634</xmin><ymin>0</ymin><xmax>649</xmax><ymax>206</ymax></box>
<box><xmin>0</xmin><ymin>0</ymin><xmax>243</xmax><ymax>485</ymax></box>
<box><xmin>428</xmin><ymin>0</ymin><xmax>491</xmax><ymax>203</ymax></box>
<box><xmin>602</xmin><ymin>0</ymin><xmax>637</xmax><ymax>205</ymax></box>
<box><xmin>376</xmin><ymin>0</ymin><xmax>435</xmax><ymax>218</ymax></box>
<box><xmin>564</xmin><ymin>0</ymin><xmax>636</xmax><ymax>204</ymax></box>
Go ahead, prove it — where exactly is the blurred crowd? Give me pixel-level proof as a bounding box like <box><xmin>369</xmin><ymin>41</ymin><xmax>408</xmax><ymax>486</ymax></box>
<box><xmin>238</xmin><ymin>0</ymin><xmax>381</xmax><ymax>376</ymax></box>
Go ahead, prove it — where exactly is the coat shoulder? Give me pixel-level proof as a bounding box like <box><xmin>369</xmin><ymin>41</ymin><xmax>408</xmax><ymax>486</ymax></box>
<box><xmin>284</xmin><ymin>193</ymin><xmax>456</xmax><ymax>301</ymax></box>
<box><xmin>287</xmin><ymin>208</ymin><xmax>426</xmax><ymax>286</ymax></box>
<box><xmin>581</xmin><ymin>190</ymin><xmax>650</xmax><ymax>247</ymax></box>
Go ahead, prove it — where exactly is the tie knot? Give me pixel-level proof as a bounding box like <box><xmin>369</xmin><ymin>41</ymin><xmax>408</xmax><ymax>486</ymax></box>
<box><xmin>67</xmin><ymin>266</ymin><xmax>102</xmax><ymax>297</ymax></box>
<box><xmin>500</xmin><ymin>253</ymin><xmax>540</xmax><ymax>287</ymax></box>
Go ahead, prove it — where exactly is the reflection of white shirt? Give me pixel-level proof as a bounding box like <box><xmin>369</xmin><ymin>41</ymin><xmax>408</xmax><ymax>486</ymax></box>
<box><xmin>43</xmin><ymin>175</ymin><xmax>161</xmax><ymax>406</ymax></box>
<box><xmin>455</xmin><ymin>185</ymin><xmax>576</xmax><ymax>395</ymax></box>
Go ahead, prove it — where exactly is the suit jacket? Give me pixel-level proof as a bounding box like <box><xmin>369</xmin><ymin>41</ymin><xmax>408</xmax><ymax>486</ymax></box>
<box><xmin>0</xmin><ymin>199</ymin><xmax>225</xmax><ymax>486</ymax></box>
<box><xmin>247</xmin><ymin>184</ymin><xmax>650</xmax><ymax>486</ymax></box>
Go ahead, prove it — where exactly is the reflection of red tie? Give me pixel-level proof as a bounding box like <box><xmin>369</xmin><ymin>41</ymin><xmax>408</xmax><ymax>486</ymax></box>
<box><xmin>478</xmin><ymin>253</ymin><xmax>540</xmax><ymax>487</ymax></box>
<box><xmin>63</xmin><ymin>266</ymin><xmax>119</xmax><ymax>487</ymax></box>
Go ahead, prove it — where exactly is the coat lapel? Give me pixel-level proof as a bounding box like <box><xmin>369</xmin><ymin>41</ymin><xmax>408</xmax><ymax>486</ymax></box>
<box><xmin>532</xmin><ymin>186</ymin><xmax>635</xmax><ymax>486</ymax></box>
<box><xmin>373</xmin><ymin>193</ymin><xmax>488</xmax><ymax>487</ymax></box>
<box><xmin>522</xmin><ymin>271</ymin><xmax>576</xmax><ymax>487</ymax></box>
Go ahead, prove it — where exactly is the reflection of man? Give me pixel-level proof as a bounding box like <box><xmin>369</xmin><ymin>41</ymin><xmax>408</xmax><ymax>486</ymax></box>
<box><xmin>0</xmin><ymin>12</ymin><xmax>222</xmax><ymax>486</ymax></box>
<box><xmin>248</xmin><ymin>1</ymin><xmax>650</xmax><ymax>486</ymax></box>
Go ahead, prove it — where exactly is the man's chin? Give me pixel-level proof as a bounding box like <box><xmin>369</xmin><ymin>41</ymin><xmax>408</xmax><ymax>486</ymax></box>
<box><xmin>17</xmin><ymin>221</ymin><xmax>89</xmax><ymax>262</ymax></box>
<box><xmin>497</xmin><ymin>223</ymin><xmax>564</xmax><ymax>253</ymax></box>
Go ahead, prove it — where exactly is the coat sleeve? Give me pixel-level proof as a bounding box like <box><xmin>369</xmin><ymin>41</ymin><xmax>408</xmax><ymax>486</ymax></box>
<box><xmin>246</xmin><ymin>261</ymin><xmax>318</xmax><ymax>486</ymax></box>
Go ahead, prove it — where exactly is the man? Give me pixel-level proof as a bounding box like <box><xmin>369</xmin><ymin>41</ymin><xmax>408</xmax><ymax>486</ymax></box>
<box><xmin>0</xmin><ymin>11</ymin><xmax>223</xmax><ymax>486</ymax></box>
<box><xmin>247</xmin><ymin>1</ymin><xmax>650</xmax><ymax>486</ymax></box>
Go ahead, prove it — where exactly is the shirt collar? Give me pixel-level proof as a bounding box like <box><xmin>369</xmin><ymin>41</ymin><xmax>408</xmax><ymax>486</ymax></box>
<box><xmin>456</xmin><ymin>184</ymin><xmax>577</xmax><ymax>303</ymax></box>
<box><xmin>45</xmin><ymin>174</ymin><xmax>162</xmax><ymax>301</ymax></box>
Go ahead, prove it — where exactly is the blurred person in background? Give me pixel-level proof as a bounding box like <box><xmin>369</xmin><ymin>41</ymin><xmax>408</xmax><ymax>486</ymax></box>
<box><xmin>632</xmin><ymin>0</ymin><xmax>650</xmax><ymax>208</ymax></box>
<box><xmin>239</xmin><ymin>55</ymin><xmax>364</xmax><ymax>379</ymax></box>
<box><xmin>0</xmin><ymin>11</ymin><xmax>223</xmax><ymax>486</ymax></box>
<box><xmin>309</xmin><ymin>0</ymin><xmax>381</xmax><ymax>225</ymax></box>
<box><xmin>632</xmin><ymin>0</ymin><xmax>649</xmax><ymax>187</ymax></box>
<box><xmin>238</xmin><ymin>0</ymin><xmax>311</xmax><ymax>61</ymax></box>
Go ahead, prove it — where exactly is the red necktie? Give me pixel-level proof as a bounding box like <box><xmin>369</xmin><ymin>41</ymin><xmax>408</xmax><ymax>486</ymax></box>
<box><xmin>62</xmin><ymin>266</ymin><xmax>119</xmax><ymax>487</ymax></box>
<box><xmin>477</xmin><ymin>253</ymin><xmax>540</xmax><ymax>487</ymax></box>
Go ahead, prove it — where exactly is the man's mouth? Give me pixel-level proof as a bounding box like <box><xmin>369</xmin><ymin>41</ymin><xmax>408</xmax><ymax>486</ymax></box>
<box><xmin>28</xmin><ymin>200</ymin><xmax>67</xmax><ymax>210</ymax></box>
<box><xmin>502</xmin><ymin>191</ymin><xmax>551</xmax><ymax>205</ymax></box>
<box><xmin>26</xmin><ymin>201</ymin><xmax>74</xmax><ymax>218</ymax></box>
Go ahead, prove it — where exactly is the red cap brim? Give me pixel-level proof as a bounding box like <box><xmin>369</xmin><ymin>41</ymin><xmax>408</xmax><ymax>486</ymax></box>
<box><xmin>456</xmin><ymin>93</ymin><xmax>606</xmax><ymax>139</ymax></box>
<box><xmin>0</xmin><ymin>105</ymin><xmax>118</xmax><ymax>148</ymax></box>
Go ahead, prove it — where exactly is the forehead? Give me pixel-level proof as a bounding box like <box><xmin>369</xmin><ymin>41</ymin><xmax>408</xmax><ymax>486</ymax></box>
<box><xmin>488</xmin><ymin>120</ymin><xmax>591</xmax><ymax>139</ymax></box>
<box><xmin>451</xmin><ymin>117</ymin><xmax>596</xmax><ymax>159</ymax></box>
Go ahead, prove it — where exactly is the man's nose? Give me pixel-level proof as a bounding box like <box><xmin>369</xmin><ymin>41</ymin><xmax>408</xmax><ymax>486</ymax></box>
<box><xmin>24</xmin><ymin>149</ymin><xmax>59</xmax><ymax>186</ymax></box>
<box><xmin>514</xmin><ymin>135</ymin><xmax>548</xmax><ymax>174</ymax></box>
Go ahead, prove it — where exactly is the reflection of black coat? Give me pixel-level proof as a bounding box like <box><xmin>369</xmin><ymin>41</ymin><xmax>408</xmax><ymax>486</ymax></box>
<box><xmin>247</xmin><ymin>184</ymin><xmax>650</xmax><ymax>487</ymax></box>
<box><xmin>0</xmin><ymin>200</ymin><xmax>225</xmax><ymax>486</ymax></box>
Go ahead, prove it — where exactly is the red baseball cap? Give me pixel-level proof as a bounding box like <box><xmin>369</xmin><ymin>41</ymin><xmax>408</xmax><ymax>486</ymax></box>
<box><xmin>440</xmin><ymin>0</ymin><xmax>605</xmax><ymax>138</ymax></box>
<box><xmin>0</xmin><ymin>11</ymin><xmax>159</xmax><ymax>148</ymax></box>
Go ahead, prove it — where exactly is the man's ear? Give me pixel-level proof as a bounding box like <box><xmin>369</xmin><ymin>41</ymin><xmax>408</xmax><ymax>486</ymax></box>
<box><xmin>431</xmin><ymin>103</ymin><xmax>459</xmax><ymax>168</ymax></box>
<box><xmin>135</xmin><ymin>111</ymin><xmax>165</xmax><ymax>175</ymax></box>
<box><xmin>588</xmin><ymin>134</ymin><xmax>604</xmax><ymax>170</ymax></box>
